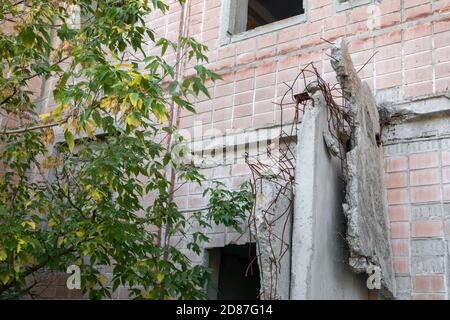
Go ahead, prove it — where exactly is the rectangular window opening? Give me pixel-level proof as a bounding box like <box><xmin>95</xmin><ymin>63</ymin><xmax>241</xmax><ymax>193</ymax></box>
<box><xmin>231</xmin><ymin>0</ymin><xmax>305</xmax><ymax>35</ymax></box>
<box><xmin>247</xmin><ymin>0</ymin><xmax>304</xmax><ymax>31</ymax></box>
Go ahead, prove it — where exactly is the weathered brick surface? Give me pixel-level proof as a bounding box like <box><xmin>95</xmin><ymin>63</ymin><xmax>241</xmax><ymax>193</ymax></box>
<box><xmin>127</xmin><ymin>0</ymin><xmax>450</xmax><ymax>300</ymax></box>
<box><xmin>14</xmin><ymin>0</ymin><xmax>450</xmax><ymax>299</ymax></box>
<box><xmin>385</xmin><ymin>137</ymin><xmax>450</xmax><ymax>299</ymax></box>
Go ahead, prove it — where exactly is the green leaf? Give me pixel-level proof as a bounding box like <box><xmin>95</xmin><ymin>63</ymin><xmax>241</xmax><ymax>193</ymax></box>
<box><xmin>92</xmin><ymin>111</ymin><xmax>102</xmax><ymax>127</ymax></box>
<box><xmin>168</xmin><ymin>81</ymin><xmax>178</xmax><ymax>95</ymax></box>
<box><xmin>64</xmin><ymin>130</ymin><xmax>75</xmax><ymax>153</ymax></box>
<box><xmin>0</xmin><ymin>273</ymin><xmax>10</xmax><ymax>285</ymax></box>
<box><xmin>19</xmin><ymin>27</ymin><xmax>35</xmax><ymax>48</ymax></box>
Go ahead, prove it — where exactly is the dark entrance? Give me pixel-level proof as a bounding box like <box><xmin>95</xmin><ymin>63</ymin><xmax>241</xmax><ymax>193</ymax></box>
<box><xmin>207</xmin><ymin>243</ymin><xmax>260</xmax><ymax>300</ymax></box>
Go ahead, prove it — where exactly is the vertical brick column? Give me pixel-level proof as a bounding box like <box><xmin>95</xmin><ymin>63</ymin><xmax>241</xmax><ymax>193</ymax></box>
<box><xmin>385</xmin><ymin>138</ymin><xmax>449</xmax><ymax>299</ymax></box>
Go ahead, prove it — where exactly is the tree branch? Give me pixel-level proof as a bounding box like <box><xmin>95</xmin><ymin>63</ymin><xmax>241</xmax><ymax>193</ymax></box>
<box><xmin>0</xmin><ymin>117</ymin><xmax>69</xmax><ymax>135</ymax></box>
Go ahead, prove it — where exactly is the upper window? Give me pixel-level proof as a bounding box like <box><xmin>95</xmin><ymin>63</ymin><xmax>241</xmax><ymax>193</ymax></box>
<box><xmin>222</xmin><ymin>0</ymin><xmax>306</xmax><ymax>44</ymax></box>
<box><xmin>245</xmin><ymin>0</ymin><xmax>304</xmax><ymax>32</ymax></box>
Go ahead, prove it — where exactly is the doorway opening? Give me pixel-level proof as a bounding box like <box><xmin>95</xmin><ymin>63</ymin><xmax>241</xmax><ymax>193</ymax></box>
<box><xmin>207</xmin><ymin>243</ymin><xmax>260</xmax><ymax>300</ymax></box>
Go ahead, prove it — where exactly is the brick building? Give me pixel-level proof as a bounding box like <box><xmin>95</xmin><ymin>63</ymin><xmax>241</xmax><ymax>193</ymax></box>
<box><xmin>150</xmin><ymin>0</ymin><xmax>450</xmax><ymax>300</ymax></box>
<box><xmin>4</xmin><ymin>0</ymin><xmax>450</xmax><ymax>299</ymax></box>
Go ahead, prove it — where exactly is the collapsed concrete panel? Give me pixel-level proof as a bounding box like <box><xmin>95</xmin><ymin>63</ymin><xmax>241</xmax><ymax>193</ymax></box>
<box><xmin>331</xmin><ymin>40</ymin><xmax>395</xmax><ymax>298</ymax></box>
<box><xmin>290</xmin><ymin>91</ymin><xmax>367</xmax><ymax>299</ymax></box>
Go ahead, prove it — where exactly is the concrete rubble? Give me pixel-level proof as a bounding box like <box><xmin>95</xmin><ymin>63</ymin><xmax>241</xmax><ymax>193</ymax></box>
<box><xmin>331</xmin><ymin>40</ymin><xmax>396</xmax><ymax>298</ymax></box>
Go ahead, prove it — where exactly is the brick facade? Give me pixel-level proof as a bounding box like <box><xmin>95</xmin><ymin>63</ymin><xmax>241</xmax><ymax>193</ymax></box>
<box><xmin>162</xmin><ymin>0</ymin><xmax>450</xmax><ymax>300</ymax></box>
<box><xmin>385</xmin><ymin>137</ymin><xmax>450</xmax><ymax>299</ymax></box>
<box><xmin>8</xmin><ymin>0</ymin><xmax>450</xmax><ymax>299</ymax></box>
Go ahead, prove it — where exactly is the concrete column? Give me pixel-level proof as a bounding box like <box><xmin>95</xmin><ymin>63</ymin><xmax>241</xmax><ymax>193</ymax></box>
<box><xmin>290</xmin><ymin>91</ymin><xmax>367</xmax><ymax>299</ymax></box>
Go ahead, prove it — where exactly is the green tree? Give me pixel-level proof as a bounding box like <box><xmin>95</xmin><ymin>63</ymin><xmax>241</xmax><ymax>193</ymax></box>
<box><xmin>0</xmin><ymin>0</ymin><xmax>253</xmax><ymax>299</ymax></box>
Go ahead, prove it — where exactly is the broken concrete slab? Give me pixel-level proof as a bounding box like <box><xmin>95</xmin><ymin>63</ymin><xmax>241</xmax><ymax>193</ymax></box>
<box><xmin>290</xmin><ymin>90</ymin><xmax>367</xmax><ymax>300</ymax></box>
<box><xmin>331</xmin><ymin>40</ymin><xmax>396</xmax><ymax>298</ymax></box>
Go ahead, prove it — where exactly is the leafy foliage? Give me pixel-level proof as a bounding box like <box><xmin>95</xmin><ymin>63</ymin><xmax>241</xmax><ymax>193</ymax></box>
<box><xmin>0</xmin><ymin>0</ymin><xmax>252</xmax><ymax>299</ymax></box>
<box><xmin>205</xmin><ymin>182</ymin><xmax>253</xmax><ymax>232</ymax></box>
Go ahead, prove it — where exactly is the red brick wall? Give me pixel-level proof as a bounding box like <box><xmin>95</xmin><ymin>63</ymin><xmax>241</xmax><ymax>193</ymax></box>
<box><xmin>162</xmin><ymin>0</ymin><xmax>450</xmax><ymax>300</ymax></box>
<box><xmin>11</xmin><ymin>0</ymin><xmax>450</xmax><ymax>299</ymax></box>
<box><xmin>384</xmin><ymin>138</ymin><xmax>450</xmax><ymax>299</ymax></box>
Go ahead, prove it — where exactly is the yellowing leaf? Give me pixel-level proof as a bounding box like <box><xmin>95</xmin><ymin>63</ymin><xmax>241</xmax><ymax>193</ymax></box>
<box><xmin>129</xmin><ymin>74</ymin><xmax>142</xmax><ymax>86</ymax></box>
<box><xmin>156</xmin><ymin>273</ymin><xmax>165</xmax><ymax>282</ymax></box>
<box><xmin>100</xmin><ymin>97</ymin><xmax>111</xmax><ymax>109</ymax></box>
<box><xmin>120</xmin><ymin>100</ymin><xmax>130</xmax><ymax>114</ymax></box>
<box><xmin>84</xmin><ymin>119</ymin><xmax>96</xmax><ymax>138</ymax></box>
<box><xmin>114</xmin><ymin>63</ymin><xmax>133</xmax><ymax>69</ymax></box>
<box><xmin>48</xmin><ymin>219</ymin><xmax>58</xmax><ymax>228</ymax></box>
<box><xmin>38</xmin><ymin>112</ymin><xmax>51</xmax><ymax>123</ymax></box>
<box><xmin>140</xmin><ymin>289</ymin><xmax>154</xmax><ymax>299</ymax></box>
<box><xmin>43</xmin><ymin>128</ymin><xmax>55</xmax><ymax>145</ymax></box>
<box><xmin>154</xmin><ymin>109</ymin><xmax>165</xmax><ymax>124</ymax></box>
<box><xmin>16</xmin><ymin>239</ymin><xmax>26</xmax><ymax>253</ymax></box>
<box><xmin>66</xmin><ymin>116</ymin><xmax>79</xmax><ymax>134</ymax></box>
<box><xmin>98</xmin><ymin>274</ymin><xmax>108</xmax><ymax>286</ymax></box>
<box><xmin>42</xmin><ymin>156</ymin><xmax>61</xmax><ymax>169</ymax></box>
<box><xmin>86</xmin><ymin>281</ymin><xmax>95</xmax><ymax>289</ymax></box>
<box><xmin>0</xmin><ymin>249</ymin><xmax>7</xmax><ymax>262</ymax></box>
<box><xmin>20</xmin><ymin>27</ymin><xmax>35</xmax><ymax>48</ymax></box>
<box><xmin>51</xmin><ymin>104</ymin><xmax>65</xmax><ymax>121</ymax></box>
<box><xmin>75</xmin><ymin>230</ymin><xmax>85</xmax><ymax>238</ymax></box>
<box><xmin>90</xmin><ymin>190</ymin><xmax>103</xmax><ymax>202</ymax></box>
<box><xmin>112</xmin><ymin>26</ymin><xmax>125</xmax><ymax>34</ymax></box>
<box><xmin>126</xmin><ymin>113</ymin><xmax>140</xmax><ymax>128</ymax></box>
<box><xmin>23</xmin><ymin>221</ymin><xmax>36</xmax><ymax>230</ymax></box>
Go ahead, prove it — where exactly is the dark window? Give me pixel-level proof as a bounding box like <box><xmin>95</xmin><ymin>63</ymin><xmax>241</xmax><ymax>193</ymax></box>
<box><xmin>246</xmin><ymin>0</ymin><xmax>304</xmax><ymax>31</ymax></box>
<box><xmin>207</xmin><ymin>243</ymin><xmax>260</xmax><ymax>300</ymax></box>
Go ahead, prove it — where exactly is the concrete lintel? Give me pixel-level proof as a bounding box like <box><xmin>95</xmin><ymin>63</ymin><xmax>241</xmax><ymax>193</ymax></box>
<box><xmin>380</xmin><ymin>94</ymin><xmax>450</xmax><ymax>124</ymax></box>
<box><xmin>183</xmin><ymin>125</ymin><xmax>286</xmax><ymax>155</ymax></box>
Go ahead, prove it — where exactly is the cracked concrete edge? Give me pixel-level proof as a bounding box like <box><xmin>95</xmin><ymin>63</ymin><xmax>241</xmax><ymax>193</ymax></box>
<box><xmin>331</xmin><ymin>38</ymin><xmax>396</xmax><ymax>298</ymax></box>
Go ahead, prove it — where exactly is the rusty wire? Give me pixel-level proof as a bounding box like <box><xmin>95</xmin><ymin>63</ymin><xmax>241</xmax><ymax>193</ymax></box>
<box><xmin>244</xmin><ymin>62</ymin><xmax>352</xmax><ymax>299</ymax></box>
